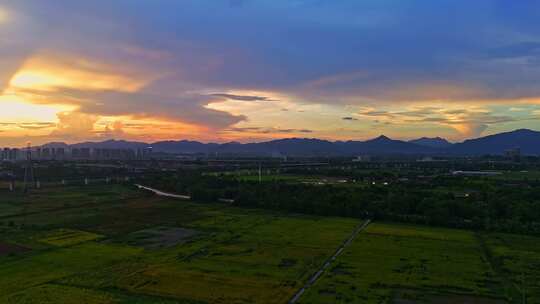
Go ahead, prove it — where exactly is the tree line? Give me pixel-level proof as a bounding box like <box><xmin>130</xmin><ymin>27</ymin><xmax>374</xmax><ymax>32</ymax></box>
<box><xmin>144</xmin><ymin>170</ymin><xmax>540</xmax><ymax>235</ymax></box>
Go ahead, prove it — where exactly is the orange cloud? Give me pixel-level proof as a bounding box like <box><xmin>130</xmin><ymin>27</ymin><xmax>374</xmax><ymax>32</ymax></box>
<box><xmin>355</xmin><ymin>104</ymin><xmax>529</xmax><ymax>139</ymax></box>
<box><xmin>50</xmin><ymin>111</ymin><xmax>99</xmax><ymax>139</ymax></box>
<box><xmin>8</xmin><ymin>52</ymin><xmax>153</xmax><ymax>93</ymax></box>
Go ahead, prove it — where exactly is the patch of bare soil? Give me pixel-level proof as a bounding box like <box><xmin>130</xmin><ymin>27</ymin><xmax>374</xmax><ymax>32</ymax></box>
<box><xmin>0</xmin><ymin>241</ymin><xmax>30</xmax><ymax>256</ymax></box>
<box><xmin>127</xmin><ymin>226</ymin><xmax>199</xmax><ymax>249</ymax></box>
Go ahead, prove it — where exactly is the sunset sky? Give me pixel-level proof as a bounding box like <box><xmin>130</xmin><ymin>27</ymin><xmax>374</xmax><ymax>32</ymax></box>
<box><xmin>1</xmin><ymin>1</ymin><xmax>540</xmax><ymax>146</ymax></box>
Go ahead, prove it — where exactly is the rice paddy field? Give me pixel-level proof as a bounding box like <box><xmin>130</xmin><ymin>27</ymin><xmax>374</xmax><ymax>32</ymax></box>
<box><xmin>0</xmin><ymin>185</ymin><xmax>538</xmax><ymax>303</ymax></box>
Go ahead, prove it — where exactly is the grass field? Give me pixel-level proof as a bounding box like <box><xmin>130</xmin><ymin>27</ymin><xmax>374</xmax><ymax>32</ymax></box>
<box><xmin>479</xmin><ymin>233</ymin><xmax>540</xmax><ymax>304</ymax></box>
<box><xmin>1</xmin><ymin>185</ymin><xmax>538</xmax><ymax>303</ymax></box>
<box><xmin>0</xmin><ymin>185</ymin><xmax>359</xmax><ymax>304</ymax></box>
<box><xmin>299</xmin><ymin>223</ymin><xmax>512</xmax><ymax>304</ymax></box>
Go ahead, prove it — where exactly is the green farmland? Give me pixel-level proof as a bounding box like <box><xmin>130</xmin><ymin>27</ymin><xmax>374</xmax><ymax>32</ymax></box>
<box><xmin>0</xmin><ymin>185</ymin><xmax>358</xmax><ymax>303</ymax></box>
<box><xmin>1</xmin><ymin>185</ymin><xmax>539</xmax><ymax>303</ymax></box>
<box><xmin>299</xmin><ymin>223</ymin><xmax>540</xmax><ymax>304</ymax></box>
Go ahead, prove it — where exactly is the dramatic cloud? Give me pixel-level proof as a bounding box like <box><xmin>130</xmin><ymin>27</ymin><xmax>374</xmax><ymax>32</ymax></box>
<box><xmin>26</xmin><ymin>88</ymin><xmax>247</xmax><ymax>129</ymax></box>
<box><xmin>357</xmin><ymin>106</ymin><xmax>538</xmax><ymax>137</ymax></box>
<box><xmin>50</xmin><ymin>112</ymin><xmax>99</xmax><ymax>140</ymax></box>
<box><xmin>1</xmin><ymin>0</ymin><xmax>540</xmax><ymax>145</ymax></box>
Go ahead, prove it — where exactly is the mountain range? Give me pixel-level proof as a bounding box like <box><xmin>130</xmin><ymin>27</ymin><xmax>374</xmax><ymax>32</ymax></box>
<box><xmin>40</xmin><ymin>129</ymin><xmax>540</xmax><ymax>156</ymax></box>
<box><xmin>408</xmin><ymin>137</ymin><xmax>453</xmax><ymax>148</ymax></box>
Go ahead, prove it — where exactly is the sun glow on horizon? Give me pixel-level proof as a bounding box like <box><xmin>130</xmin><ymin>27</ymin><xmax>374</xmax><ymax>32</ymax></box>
<box><xmin>0</xmin><ymin>95</ymin><xmax>76</xmax><ymax>122</ymax></box>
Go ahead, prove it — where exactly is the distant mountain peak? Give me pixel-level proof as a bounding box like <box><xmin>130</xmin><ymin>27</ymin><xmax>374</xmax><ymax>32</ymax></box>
<box><xmin>372</xmin><ymin>135</ymin><xmax>392</xmax><ymax>141</ymax></box>
<box><xmin>409</xmin><ymin>137</ymin><xmax>452</xmax><ymax>148</ymax></box>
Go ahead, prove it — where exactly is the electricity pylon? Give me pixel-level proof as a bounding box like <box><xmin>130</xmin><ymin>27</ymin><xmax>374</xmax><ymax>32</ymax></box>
<box><xmin>23</xmin><ymin>142</ymin><xmax>35</xmax><ymax>194</ymax></box>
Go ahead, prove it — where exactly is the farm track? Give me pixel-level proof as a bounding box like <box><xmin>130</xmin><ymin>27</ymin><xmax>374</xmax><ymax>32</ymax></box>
<box><xmin>135</xmin><ymin>184</ymin><xmax>191</xmax><ymax>200</ymax></box>
<box><xmin>288</xmin><ymin>219</ymin><xmax>372</xmax><ymax>304</ymax></box>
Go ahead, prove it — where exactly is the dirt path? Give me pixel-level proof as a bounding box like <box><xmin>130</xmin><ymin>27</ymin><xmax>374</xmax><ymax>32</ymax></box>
<box><xmin>288</xmin><ymin>219</ymin><xmax>372</xmax><ymax>304</ymax></box>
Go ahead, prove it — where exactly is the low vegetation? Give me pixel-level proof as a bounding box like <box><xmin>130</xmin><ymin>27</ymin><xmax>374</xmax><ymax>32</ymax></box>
<box><xmin>0</xmin><ymin>185</ymin><xmax>358</xmax><ymax>303</ymax></box>
<box><xmin>300</xmin><ymin>223</ymin><xmax>508</xmax><ymax>303</ymax></box>
<box><xmin>1</xmin><ymin>169</ymin><xmax>539</xmax><ymax>303</ymax></box>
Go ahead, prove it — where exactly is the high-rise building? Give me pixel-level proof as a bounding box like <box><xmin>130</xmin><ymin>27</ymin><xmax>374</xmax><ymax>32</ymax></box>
<box><xmin>42</xmin><ymin>148</ymin><xmax>50</xmax><ymax>159</ymax></box>
<box><xmin>56</xmin><ymin>148</ymin><xmax>65</xmax><ymax>160</ymax></box>
<box><xmin>1</xmin><ymin>148</ymin><xmax>8</xmax><ymax>160</ymax></box>
<box><xmin>8</xmin><ymin>148</ymin><xmax>19</xmax><ymax>161</ymax></box>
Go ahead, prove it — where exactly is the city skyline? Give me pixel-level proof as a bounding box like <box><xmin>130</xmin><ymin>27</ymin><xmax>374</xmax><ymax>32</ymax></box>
<box><xmin>1</xmin><ymin>1</ymin><xmax>540</xmax><ymax>146</ymax></box>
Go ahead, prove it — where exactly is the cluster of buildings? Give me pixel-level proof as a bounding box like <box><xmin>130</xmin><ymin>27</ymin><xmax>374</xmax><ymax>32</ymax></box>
<box><xmin>1</xmin><ymin>148</ymin><xmax>22</xmax><ymax>161</ymax></box>
<box><xmin>0</xmin><ymin>147</ymin><xmax>153</xmax><ymax>161</ymax></box>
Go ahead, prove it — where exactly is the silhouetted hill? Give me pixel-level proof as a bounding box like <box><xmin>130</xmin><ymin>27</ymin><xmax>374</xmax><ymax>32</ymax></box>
<box><xmin>152</xmin><ymin>140</ymin><xmax>219</xmax><ymax>154</ymax></box>
<box><xmin>41</xmin><ymin>142</ymin><xmax>70</xmax><ymax>149</ymax></box>
<box><xmin>210</xmin><ymin>138</ymin><xmax>335</xmax><ymax>156</ymax></box>
<box><xmin>339</xmin><ymin>135</ymin><xmax>435</xmax><ymax>155</ymax></box>
<box><xmin>37</xmin><ymin>129</ymin><xmax>540</xmax><ymax>156</ymax></box>
<box><xmin>70</xmin><ymin>139</ymin><xmax>148</xmax><ymax>150</ymax></box>
<box><xmin>215</xmin><ymin>137</ymin><xmax>433</xmax><ymax>156</ymax></box>
<box><xmin>448</xmin><ymin>129</ymin><xmax>540</xmax><ymax>155</ymax></box>
<box><xmin>409</xmin><ymin>137</ymin><xmax>452</xmax><ymax>148</ymax></box>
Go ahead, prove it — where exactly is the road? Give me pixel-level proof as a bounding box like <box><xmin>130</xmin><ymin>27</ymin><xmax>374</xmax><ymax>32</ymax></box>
<box><xmin>288</xmin><ymin>219</ymin><xmax>372</xmax><ymax>304</ymax></box>
<box><xmin>135</xmin><ymin>184</ymin><xmax>191</xmax><ymax>200</ymax></box>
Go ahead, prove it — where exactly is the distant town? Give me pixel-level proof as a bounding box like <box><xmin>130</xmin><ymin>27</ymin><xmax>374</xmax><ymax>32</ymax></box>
<box><xmin>0</xmin><ymin>146</ymin><xmax>153</xmax><ymax>161</ymax></box>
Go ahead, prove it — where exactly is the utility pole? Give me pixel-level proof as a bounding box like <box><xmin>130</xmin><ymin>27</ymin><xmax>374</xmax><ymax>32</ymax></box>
<box><xmin>258</xmin><ymin>162</ymin><xmax>262</xmax><ymax>183</ymax></box>
<box><xmin>23</xmin><ymin>142</ymin><xmax>35</xmax><ymax>194</ymax></box>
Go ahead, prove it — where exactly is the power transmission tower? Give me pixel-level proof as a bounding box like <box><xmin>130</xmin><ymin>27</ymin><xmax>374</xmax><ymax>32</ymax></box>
<box><xmin>258</xmin><ymin>162</ymin><xmax>262</xmax><ymax>183</ymax></box>
<box><xmin>23</xmin><ymin>142</ymin><xmax>35</xmax><ymax>194</ymax></box>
